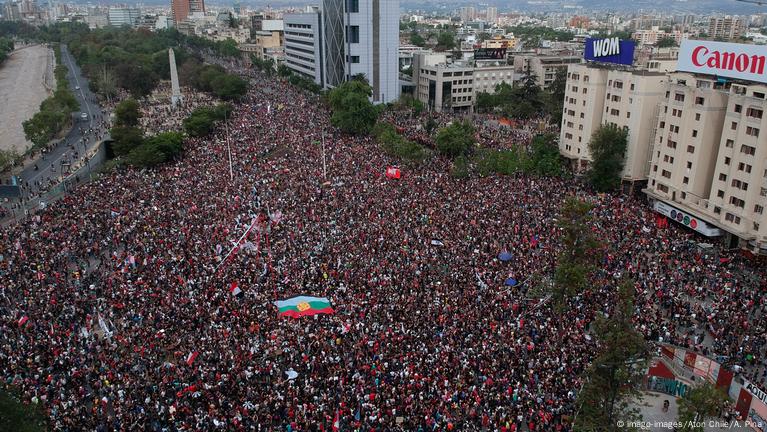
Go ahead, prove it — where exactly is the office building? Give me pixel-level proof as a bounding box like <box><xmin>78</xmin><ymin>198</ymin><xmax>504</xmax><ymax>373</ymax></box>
<box><xmin>107</xmin><ymin>7</ymin><xmax>140</xmax><ymax>27</ymax></box>
<box><xmin>171</xmin><ymin>0</ymin><xmax>204</xmax><ymax>24</ymax></box>
<box><xmin>459</xmin><ymin>6</ymin><xmax>475</xmax><ymax>23</ymax></box>
<box><xmin>415</xmin><ymin>61</ymin><xmax>474</xmax><ymax>113</ymax></box>
<box><xmin>513</xmin><ymin>53</ymin><xmax>582</xmax><ymax>88</ymax></box>
<box><xmin>473</xmin><ymin>64</ymin><xmax>516</xmax><ymax>94</ymax></box>
<box><xmin>643</xmin><ymin>40</ymin><xmax>767</xmax><ymax>252</ymax></box>
<box><xmin>485</xmin><ymin>7</ymin><xmax>497</xmax><ymax>24</ymax></box>
<box><xmin>283</xmin><ymin>0</ymin><xmax>400</xmax><ymax>104</ymax></box>
<box><xmin>284</xmin><ymin>9</ymin><xmax>324</xmax><ymax>85</ymax></box>
<box><xmin>708</xmin><ymin>16</ymin><xmax>745</xmax><ymax>41</ymax></box>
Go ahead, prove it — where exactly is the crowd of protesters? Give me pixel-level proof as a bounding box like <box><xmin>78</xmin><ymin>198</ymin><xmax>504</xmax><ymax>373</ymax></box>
<box><xmin>138</xmin><ymin>83</ymin><xmax>220</xmax><ymax>135</ymax></box>
<box><xmin>0</xmin><ymin>63</ymin><xmax>765</xmax><ymax>431</ymax></box>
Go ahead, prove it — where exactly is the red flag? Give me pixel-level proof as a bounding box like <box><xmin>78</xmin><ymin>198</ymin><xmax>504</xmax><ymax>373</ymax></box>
<box><xmin>385</xmin><ymin>167</ymin><xmax>401</xmax><ymax>179</ymax></box>
<box><xmin>333</xmin><ymin>409</ymin><xmax>340</xmax><ymax>432</ymax></box>
<box><xmin>186</xmin><ymin>351</ymin><xmax>199</xmax><ymax>366</ymax></box>
<box><xmin>18</xmin><ymin>316</ymin><xmax>29</xmax><ymax>327</ymax></box>
<box><xmin>230</xmin><ymin>281</ymin><xmax>242</xmax><ymax>297</ymax></box>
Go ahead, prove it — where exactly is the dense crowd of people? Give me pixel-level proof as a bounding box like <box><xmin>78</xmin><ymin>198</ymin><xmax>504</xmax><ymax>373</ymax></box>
<box><xmin>138</xmin><ymin>83</ymin><xmax>220</xmax><ymax>135</ymax></box>
<box><xmin>0</xmin><ymin>62</ymin><xmax>765</xmax><ymax>431</ymax></box>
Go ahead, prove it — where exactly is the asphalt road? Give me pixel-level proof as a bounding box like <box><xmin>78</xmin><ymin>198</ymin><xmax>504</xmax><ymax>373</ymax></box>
<box><xmin>15</xmin><ymin>44</ymin><xmax>108</xmax><ymax>196</ymax></box>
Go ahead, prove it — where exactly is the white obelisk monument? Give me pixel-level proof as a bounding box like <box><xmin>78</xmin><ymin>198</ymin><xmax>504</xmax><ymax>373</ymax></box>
<box><xmin>169</xmin><ymin>48</ymin><xmax>183</xmax><ymax>107</ymax></box>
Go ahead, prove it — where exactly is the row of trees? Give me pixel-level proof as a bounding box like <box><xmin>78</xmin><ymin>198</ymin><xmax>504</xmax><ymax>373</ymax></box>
<box><xmin>22</xmin><ymin>45</ymin><xmax>79</xmax><ymax>151</ymax></box>
<box><xmin>183</xmin><ymin>104</ymin><xmax>233</xmax><ymax>137</ymax></box>
<box><xmin>475</xmin><ymin>69</ymin><xmax>566</xmax><ymax>125</ymax></box>
<box><xmin>0</xmin><ymin>37</ymin><xmax>13</xmax><ymax>64</ymax></box>
<box><xmin>50</xmin><ymin>23</ymin><xmax>244</xmax><ymax>100</ymax></box>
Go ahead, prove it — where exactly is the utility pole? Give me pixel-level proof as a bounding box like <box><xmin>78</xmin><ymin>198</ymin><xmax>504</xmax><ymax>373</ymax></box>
<box><xmin>321</xmin><ymin>130</ymin><xmax>327</xmax><ymax>180</ymax></box>
<box><xmin>225</xmin><ymin>111</ymin><xmax>234</xmax><ymax>182</ymax></box>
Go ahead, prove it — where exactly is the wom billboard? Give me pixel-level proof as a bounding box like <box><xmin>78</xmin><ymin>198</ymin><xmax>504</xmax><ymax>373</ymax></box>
<box><xmin>584</xmin><ymin>37</ymin><xmax>635</xmax><ymax>66</ymax></box>
<box><xmin>678</xmin><ymin>40</ymin><xmax>767</xmax><ymax>84</ymax></box>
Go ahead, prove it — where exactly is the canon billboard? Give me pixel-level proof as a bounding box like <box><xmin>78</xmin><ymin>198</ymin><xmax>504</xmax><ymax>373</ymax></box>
<box><xmin>678</xmin><ymin>40</ymin><xmax>767</xmax><ymax>84</ymax></box>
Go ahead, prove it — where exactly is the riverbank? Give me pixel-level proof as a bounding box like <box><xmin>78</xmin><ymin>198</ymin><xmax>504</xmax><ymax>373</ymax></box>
<box><xmin>0</xmin><ymin>44</ymin><xmax>54</xmax><ymax>154</ymax></box>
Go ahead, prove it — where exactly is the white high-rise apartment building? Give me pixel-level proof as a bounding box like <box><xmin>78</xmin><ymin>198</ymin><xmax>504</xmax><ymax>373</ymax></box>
<box><xmin>283</xmin><ymin>0</ymin><xmax>400</xmax><ymax>103</ymax></box>
<box><xmin>559</xmin><ymin>63</ymin><xmax>667</xmax><ymax>181</ymax></box>
<box><xmin>485</xmin><ymin>7</ymin><xmax>497</xmax><ymax>24</ymax></box>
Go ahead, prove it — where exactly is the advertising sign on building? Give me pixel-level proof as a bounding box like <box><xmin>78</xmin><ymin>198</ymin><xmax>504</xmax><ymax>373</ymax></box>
<box><xmin>653</xmin><ymin>201</ymin><xmax>723</xmax><ymax>237</ymax></box>
<box><xmin>678</xmin><ymin>40</ymin><xmax>767</xmax><ymax>84</ymax></box>
<box><xmin>584</xmin><ymin>37</ymin><xmax>635</xmax><ymax>66</ymax></box>
<box><xmin>473</xmin><ymin>48</ymin><xmax>506</xmax><ymax>60</ymax></box>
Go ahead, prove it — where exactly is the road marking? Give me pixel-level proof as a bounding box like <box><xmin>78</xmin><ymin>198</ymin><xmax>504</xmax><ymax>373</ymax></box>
<box><xmin>63</xmin><ymin>46</ymin><xmax>92</xmax><ymax>126</ymax></box>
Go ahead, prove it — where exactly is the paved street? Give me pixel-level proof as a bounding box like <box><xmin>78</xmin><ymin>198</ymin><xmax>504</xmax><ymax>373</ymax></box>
<box><xmin>5</xmin><ymin>44</ymin><xmax>109</xmax><ymax>213</ymax></box>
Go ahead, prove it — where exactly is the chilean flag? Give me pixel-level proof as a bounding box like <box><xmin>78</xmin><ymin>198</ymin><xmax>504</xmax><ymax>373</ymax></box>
<box><xmin>18</xmin><ymin>316</ymin><xmax>29</xmax><ymax>327</ymax></box>
<box><xmin>385</xmin><ymin>167</ymin><xmax>401</xmax><ymax>179</ymax></box>
<box><xmin>186</xmin><ymin>351</ymin><xmax>199</xmax><ymax>366</ymax></box>
<box><xmin>332</xmin><ymin>409</ymin><xmax>340</xmax><ymax>431</ymax></box>
<box><xmin>230</xmin><ymin>281</ymin><xmax>242</xmax><ymax>297</ymax></box>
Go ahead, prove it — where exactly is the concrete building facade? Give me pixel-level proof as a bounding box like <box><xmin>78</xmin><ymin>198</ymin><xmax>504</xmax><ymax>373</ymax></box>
<box><xmin>415</xmin><ymin>62</ymin><xmax>474</xmax><ymax>113</ymax></box>
<box><xmin>513</xmin><ymin>54</ymin><xmax>582</xmax><ymax>88</ymax></box>
<box><xmin>559</xmin><ymin>63</ymin><xmax>667</xmax><ymax>181</ymax></box>
<box><xmin>283</xmin><ymin>11</ymin><xmax>324</xmax><ymax>85</ymax></box>
<box><xmin>282</xmin><ymin>0</ymin><xmax>399</xmax><ymax>103</ymax></box>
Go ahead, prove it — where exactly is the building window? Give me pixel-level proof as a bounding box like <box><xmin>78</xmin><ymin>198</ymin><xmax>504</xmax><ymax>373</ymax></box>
<box><xmin>730</xmin><ymin>197</ymin><xmax>745</xmax><ymax>208</ymax></box>
<box><xmin>741</xmin><ymin>145</ymin><xmax>756</xmax><ymax>156</ymax></box>
<box><xmin>346</xmin><ymin>0</ymin><xmax>359</xmax><ymax>12</ymax></box>
<box><xmin>714</xmin><ymin>206</ymin><xmax>721</xmax><ymax>214</ymax></box>
<box><xmin>734</xmin><ymin>104</ymin><xmax>742</xmax><ymax>113</ymax></box>
<box><xmin>674</xmin><ymin>93</ymin><xmax>685</xmax><ymax>102</ymax></box>
<box><xmin>695</xmin><ymin>113</ymin><xmax>701</xmax><ymax>121</ymax></box>
<box><xmin>347</xmin><ymin>55</ymin><xmax>360</xmax><ymax>63</ymax></box>
<box><xmin>725</xmin><ymin>139</ymin><xmax>734</xmax><ymax>148</ymax></box>
<box><xmin>717</xmin><ymin>190</ymin><xmax>725</xmax><ymax>198</ymax></box>
<box><xmin>725</xmin><ymin>157</ymin><xmax>731</xmax><ymax>165</ymax></box>
<box><xmin>683</xmin><ymin>176</ymin><xmax>689</xmax><ymax>184</ymax></box>
<box><xmin>692</xmin><ymin>130</ymin><xmax>698</xmax><ymax>138</ymax></box>
<box><xmin>346</xmin><ymin>25</ymin><xmax>360</xmax><ymax>43</ymax></box>
<box><xmin>687</xmin><ymin>145</ymin><xmax>695</xmax><ymax>154</ymax></box>
<box><xmin>755</xmin><ymin>205</ymin><xmax>764</xmax><ymax>215</ymax></box>
<box><xmin>719</xmin><ymin>173</ymin><xmax>727</xmax><ymax>181</ymax></box>
<box><xmin>695</xmin><ymin>97</ymin><xmax>704</xmax><ymax>105</ymax></box>
<box><xmin>731</xmin><ymin>121</ymin><xmax>738</xmax><ymax>130</ymax></box>
<box><xmin>747</xmin><ymin>107</ymin><xmax>763</xmax><ymax>119</ymax></box>
<box><xmin>687</xmin><ymin>162</ymin><xmax>692</xmax><ymax>169</ymax></box>
<box><xmin>746</xmin><ymin>126</ymin><xmax>760</xmax><ymax>137</ymax></box>
<box><xmin>661</xmin><ymin>170</ymin><xmax>671</xmax><ymax>179</ymax></box>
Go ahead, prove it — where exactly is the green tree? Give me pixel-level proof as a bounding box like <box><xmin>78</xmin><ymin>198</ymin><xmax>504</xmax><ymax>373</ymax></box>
<box><xmin>277</xmin><ymin>64</ymin><xmax>292</xmax><ymax>77</ymax></box>
<box><xmin>552</xmin><ymin>197</ymin><xmax>600</xmax><ymax>308</ymax></box>
<box><xmin>110</xmin><ymin>126</ymin><xmax>144</xmax><ymax>156</ymax></box>
<box><xmin>435</xmin><ymin>32</ymin><xmax>455</xmax><ymax>51</ymax></box>
<box><xmin>677</xmin><ymin>383</ymin><xmax>729</xmax><ymax>431</ymax></box>
<box><xmin>328</xmin><ymin>80</ymin><xmax>378</xmax><ymax>135</ymax></box>
<box><xmin>0</xmin><ymin>387</ymin><xmax>47</xmax><ymax>432</ymax></box>
<box><xmin>114</xmin><ymin>98</ymin><xmax>141</xmax><ymax>127</ymax></box>
<box><xmin>410</xmin><ymin>32</ymin><xmax>426</xmax><ymax>47</ymax></box>
<box><xmin>218</xmin><ymin>38</ymin><xmax>240</xmax><ymax>57</ymax></box>
<box><xmin>574</xmin><ymin>279</ymin><xmax>649</xmax><ymax>431</ymax></box>
<box><xmin>424</xmin><ymin>115</ymin><xmax>437</xmax><ymax>135</ymax></box>
<box><xmin>527</xmin><ymin>133</ymin><xmax>563</xmax><ymax>176</ymax></box>
<box><xmin>435</xmin><ymin>121</ymin><xmax>475</xmax><ymax>158</ymax></box>
<box><xmin>126</xmin><ymin>131</ymin><xmax>184</xmax><ymax>167</ymax></box>
<box><xmin>587</xmin><ymin>124</ymin><xmax>629</xmax><ymax>192</ymax></box>
<box><xmin>545</xmin><ymin>68</ymin><xmax>567</xmax><ymax>125</ymax></box>
<box><xmin>209</xmin><ymin>74</ymin><xmax>248</xmax><ymax>100</ymax></box>
<box><xmin>656</xmin><ymin>37</ymin><xmax>678</xmax><ymax>48</ymax></box>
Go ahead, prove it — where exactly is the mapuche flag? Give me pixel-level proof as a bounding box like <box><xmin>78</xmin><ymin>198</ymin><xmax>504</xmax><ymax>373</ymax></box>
<box><xmin>274</xmin><ymin>296</ymin><xmax>334</xmax><ymax>318</ymax></box>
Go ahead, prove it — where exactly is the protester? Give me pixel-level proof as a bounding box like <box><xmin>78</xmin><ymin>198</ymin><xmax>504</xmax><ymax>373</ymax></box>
<box><xmin>0</xmin><ymin>64</ymin><xmax>764</xmax><ymax>432</ymax></box>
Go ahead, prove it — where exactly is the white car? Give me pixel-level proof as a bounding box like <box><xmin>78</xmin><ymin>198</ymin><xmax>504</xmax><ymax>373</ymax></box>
<box><xmin>75</xmin><ymin>86</ymin><xmax>80</xmax><ymax>90</ymax></box>
<box><xmin>80</xmin><ymin>112</ymin><xmax>88</xmax><ymax>121</ymax></box>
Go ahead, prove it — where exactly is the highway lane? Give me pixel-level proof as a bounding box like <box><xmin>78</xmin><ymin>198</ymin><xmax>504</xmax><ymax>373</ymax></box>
<box><xmin>17</xmin><ymin>44</ymin><xmax>109</xmax><ymax>194</ymax></box>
